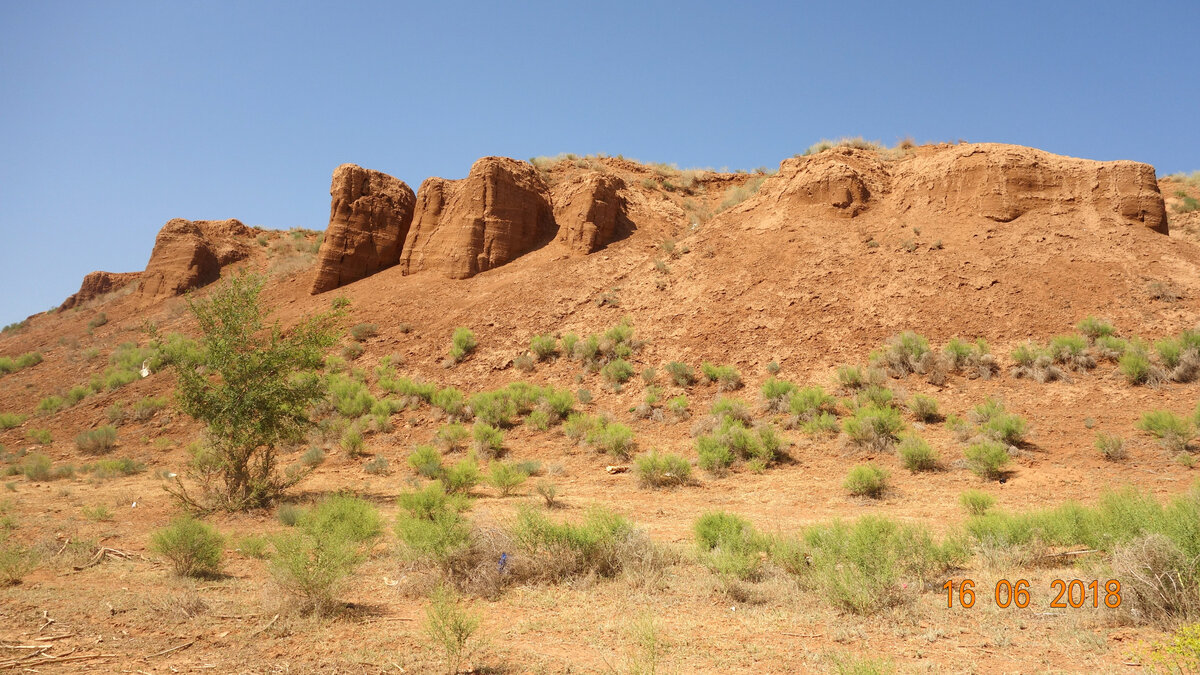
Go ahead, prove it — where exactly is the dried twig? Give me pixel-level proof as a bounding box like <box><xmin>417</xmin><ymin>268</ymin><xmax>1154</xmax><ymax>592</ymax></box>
<box><xmin>247</xmin><ymin>614</ymin><xmax>278</xmax><ymax>638</ymax></box>
<box><xmin>145</xmin><ymin>640</ymin><xmax>194</xmax><ymax>659</ymax></box>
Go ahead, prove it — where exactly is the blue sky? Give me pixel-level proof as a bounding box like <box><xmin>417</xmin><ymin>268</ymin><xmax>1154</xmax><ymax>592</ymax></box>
<box><xmin>1</xmin><ymin>0</ymin><xmax>1197</xmax><ymax>326</ymax></box>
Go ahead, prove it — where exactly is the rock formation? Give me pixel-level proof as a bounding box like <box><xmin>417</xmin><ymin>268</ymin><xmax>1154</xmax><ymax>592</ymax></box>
<box><xmin>138</xmin><ymin>218</ymin><xmax>252</xmax><ymax>299</ymax></box>
<box><xmin>552</xmin><ymin>173</ymin><xmax>632</xmax><ymax>254</ymax></box>
<box><xmin>399</xmin><ymin>157</ymin><xmax>556</xmax><ymax>279</ymax></box>
<box><xmin>309</xmin><ymin>164</ymin><xmax>416</xmax><ymax>294</ymax></box>
<box><xmin>60</xmin><ymin>271</ymin><xmax>141</xmax><ymax>310</ymax></box>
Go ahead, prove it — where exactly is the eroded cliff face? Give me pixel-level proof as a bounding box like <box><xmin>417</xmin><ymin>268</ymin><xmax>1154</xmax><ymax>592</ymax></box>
<box><xmin>309</xmin><ymin>164</ymin><xmax>416</xmax><ymax>294</ymax></box>
<box><xmin>137</xmin><ymin>218</ymin><xmax>252</xmax><ymax>299</ymax></box>
<box><xmin>552</xmin><ymin>173</ymin><xmax>632</xmax><ymax>254</ymax></box>
<box><xmin>60</xmin><ymin>271</ymin><xmax>141</xmax><ymax>310</ymax></box>
<box><xmin>399</xmin><ymin>157</ymin><xmax>557</xmax><ymax>279</ymax></box>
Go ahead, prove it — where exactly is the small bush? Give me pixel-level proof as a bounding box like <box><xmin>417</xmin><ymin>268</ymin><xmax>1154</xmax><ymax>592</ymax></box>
<box><xmin>871</xmin><ymin>331</ymin><xmax>931</xmax><ymax>377</ymax></box>
<box><xmin>0</xmin><ymin>544</ymin><xmax>38</xmax><ymax>586</ymax></box>
<box><xmin>908</xmin><ymin>394</ymin><xmax>939</xmax><ymax>422</ymax></box>
<box><xmin>468</xmin><ymin>391</ymin><xmax>516</xmax><ymax>427</ymax></box>
<box><xmin>28</xmin><ymin>428</ymin><xmax>52</xmax><ymax>445</ymax></box>
<box><xmin>131</xmin><ymin>396</ymin><xmax>167</xmax><ymax>421</ymax></box>
<box><xmin>1095</xmin><ymin>432</ymin><xmax>1127</xmax><ymax>461</ymax></box>
<box><xmin>443</xmin><ymin>456</ymin><xmax>481</xmax><ymax>494</ymax></box>
<box><xmin>701</xmin><ymin>362</ymin><xmax>743</xmax><ymax>391</ymax></box>
<box><xmin>1121</xmin><ymin>348</ymin><xmax>1164</xmax><ymax>386</ymax></box>
<box><xmin>409</xmin><ymin>445</ymin><xmax>445</xmax><ymax>478</ymax></box>
<box><xmin>434</xmin><ymin>423</ymin><xmax>469</xmax><ymax>451</ymax></box>
<box><xmin>150</xmin><ymin>516</ymin><xmax>225</xmax><ymax>578</ymax></box>
<box><xmin>471</xmin><ymin>423</ymin><xmax>504</xmax><ymax>457</ymax></box>
<box><xmin>448</xmin><ymin>327</ymin><xmax>477</xmax><ymax>363</ymax></box>
<box><xmin>277</xmin><ymin>503</ymin><xmax>306</xmax><ymax>527</ymax></box>
<box><xmin>86</xmin><ymin>457</ymin><xmax>145</xmax><ymax>479</ymax></box>
<box><xmin>424</xmin><ymin>584</ymin><xmax>484</xmax><ymax>675</ymax></box>
<box><xmin>301</xmin><ymin>447</ymin><xmax>326</xmax><ymax>468</ymax></box>
<box><xmin>1076</xmin><ymin>316</ymin><xmax>1115</xmax><ymax>341</ymax></box>
<box><xmin>845</xmin><ymin>464</ymin><xmax>889</xmax><ymax>498</ymax></box>
<box><xmin>349</xmin><ymin>323</ymin><xmax>378</xmax><ymax>341</ymax></box>
<box><xmin>0</xmin><ymin>412</ymin><xmax>25</xmax><ymax>430</ymax></box>
<box><xmin>329</xmin><ymin>375</ymin><xmax>375</xmax><ymax>418</ymax></box>
<box><xmin>835</xmin><ymin>365</ymin><xmax>866</xmax><ymax>391</ymax></box>
<box><xmin>693</xmin><ymin>511</ymin><xmax>765</xmax><ymax>581</ymax></box>
<box><xmin>1048</xmin><ymin>334</ymin><xmax>1094</xmax><ymax>370</ymax></box>
<box><xmin>965</xmin><ymin>440</ymin><xmax>1010</xmax><ymax>480</ymax></box>
<box><xmin>341</xmin><ymin>426</ymin><xmax>365</xmax><ymax>456</ymax></box>
<box><xmin>584</xmin><ymin>419</ymin><xmax>635</xmax><ymax>458</ymax></box>
<box><xmin>530</xmin><ymin>335</ymin><xmax>557</xmax><ymax>361</ymax></box>
<box><xmin>634</xmin><ymin>451</ymin><xmax>691</xmax><ymax>488</ymax></box>
<box><xmin>897</xmin><ymin>435</ymin><xmax>938</xmax><ymax>472</ymax></box>
<box><xmin>535</xmin><ymin>480</ymin><xmax>559</xmax><ymax>508</ymax></box>
<box><xmin>980</xmin><ymin>411</ymin><xmax>1028</xmax><ymax>446</ymax></box>
<box><xmin>488</xmin><ymin>461</ymin><xmax>527</xmax><ymax>496</ymax></box>
<box><xmin>37</xmin><ymin>396</ymin><xmax>65</xmax><ymax>415</ymax></box>
<box><xmin>271</xmin><ymin>497</ymin><xmax>380</xmax><ymax>615</ymax></box>
<box><xmin>1138</xmin><ymin>410</ymin><xmax>1192</xmax><ymax>452</ymax></box>
<box><xmin>363</xmin><ymin>455</ymin><xmax>389</xmax><ymax>475</ymax></box>
<box><xmin>664</xmin><ymin>361</ymin><xmax>695</xmax><ymax>386</ymax></box>
<box><xmin>761</xmin><ymin>377</ymin><xmax>796</xmax><ymax>412</ymax></box>
<box><xmin>843</xmin><ymin>406</ymin><xmax>904</xmax><ymax>452</ymax></box>
<box><xmin>431</xmin><ymin>387</ymin><xmax>466</xmax><ymax>420</ymax></box>
<box><xmin>959</xmin><ymin>490</ymin><xmax>995</xmax><ymax>516</ymax></box>
<box><xmin>75</xmin><ymin>426</ymin><xmax>117</xmax><ymax>454</ymax></box>
<box><xmin>601</xmin><ymin>359</ymin><xmax>635</xmax><ymax>386</ymax></box>
<box><xmin>666</xmin><ymin>395</ymin><xmax>689</xmax><ymax>420</ymax></box>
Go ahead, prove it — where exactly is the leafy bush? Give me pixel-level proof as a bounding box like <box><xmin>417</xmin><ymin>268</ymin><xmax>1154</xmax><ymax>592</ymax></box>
<box><xmin>270</xmin><ymin>495</ymin><xmax>380</xmax><ymax>615</ymax></box>
<box><xmin>395</xmin><ymin>482</ymin><xmax>471</xmax><ymax>565</ymax></box>
<box><xmin>430</xmin><ymin>387</ymin><xmax>465</xmax><ymax>420</ymax></box>
<box><xmin>870</xmin><ymin>331</ymin><xmax>932</xmax><ymax>377</ymax></box>
<box><xmin>634</xmin><ymin>451</ymin><xmax>691</xmax><ymax>488</ymax></box>
<box><xmin>979</xmin><ymin>411</ymin><xmax>1028</xmax><ymax>446</ymax></box>
<box><xmin>601</xmin><ymin>358</ymin><xmax>635</xmax><ymax>386</ymax></box>
<box><xmin>341</xmin><ymin>426</ymin><xmax>365</xmax><ymax>456</ymax></box>
<box><xmin>349</xmin><ymin>323</ymin><xmax>378</xmax><ymax>341</ymax></box>
<box><xmin>845</xmin><ymin>464</ymin><xmax>889</xmax><ymax>498</ymax></box>
<box><xmin>448</xmin><ymin>327</ymin><xmax>477</xmax><ymax>363</ymax></box>
<box><xmin>959</xmin><ymin>490</ymin><xmax>995</xmax><ymax>516</ymax></box>
<box><xmin>468</xmin><ymin>391</ymin><xmax>517</xmax><ymax>427</ymax></box>
<box><xmin>509</xmin><ymin>506</ymin><xmax>648</xmax><ymax>581</ymax></box>
<box><xmin>424</xmin><ymin>584</ymin><xmax>484</xmax><ymax>675</ymax></box>
<box><xmin>1076</xmin><ymin>316</ymin><xmax>1115</xmax><ymax>341</ymax></box>
<box><xmin>836</xmin><ymin>365</ymin><xmax>866</xmax><ymax>391</ymax></box>
<box><xmin>530</xmin><ymin>335</ymin><xmax>557</xmax><ymax>361</ymax></box>
<box><xmin>85</xmin><ymin>457</ymin><xmax>145</xmax><ymax>479</ymax></box>
<box><xmin>696</xmin><ymin>435</ymin><xmax>735</xmax><ymax>474</ymax></box>
<box><xmin>149</xmin><ymin>516</ymin><xmax>225</xmax><ymax>577</ymax></box>
<box><xmin>843</xmin><ymin>406</ymin><xmax>904</xmax><ymax>451</ymax></box>
<box><xmin>409</xmin><ymin>445</ymin><xmax>444</xmax><ymax>478</ymax></box>
<box><xmin>701</xmin><ymin>362</ymin><xmax>743</xmax><ymax>391</ymax></box>
<box><xmin>363</xmin><ymin>455</ymin><xmax>389</xmax><ymax>475</ymax></box>
<box><xmin>1048</xmin><ymin>334</ymin><xmax>1094</xmax><ymax>370</ymax></box>
<box><xmin>0</xmin><ymin>543</ymin><xmax>38</xmax><ymax>586</ymax></box>
<box><xmin>1138</xmin><ymin>410</ymin><xmax>1192</xmax><ymax>450</ymax></box>
<box><xmin>443</xmin><ymin>456</ymin><xmax>481</xmax><ymax>494</ymax></box>
<box><xmin>760</xmin><ymin>377</ymin><xmax>796</xmax><ymax>412</ymax></box>
<box><xmin>666</xmin><ymin>395</ymin><xmax>689</xmax><ymax>420</ymax></box>
<box><xmin>73</xmin><ymin>426</ymin><xmax>117</xmax><ymax>454</ymax></box>
<box><xmin>28</xmin><ymin>428</ymin><xmax>51</xmax><ymax>445</ymax></box>
<box><xmin>434</xmin><ymin>423</ymin><xmax>469</xmax><ymax>451</ymax></box>
<box><xmin>789</xmin><ymin>386</ymin><xmax>837</xmax><ymax>421</ymax></box>
<box><xmin>693</xmin><ymin>511</ymin><xmax>765</xmax><ymax>581</ymax></box>
<box><xmin>301</xmin><ymin>447</ymin><xmax>326</xmax><ymax>468</ymax></box>
<box><xmin>897</xmin><ymin>434</ymin><xmax>938</xmax><ymax>472</ymax></box>
<box><xmin>908</xmin><ymin>394</ymin><xmax>939</xmax><ymax>422</ymax></box>
<box><xmin>36</xmin><ymin>395</ymin><xmax>64</xmax><ymax>415</ymax></box>
<box><xmin>584</xmin><ymin>420</ymin><xmax>635</xmax><ymax>458</ymax></box>
<box><xmin>0</xmin><ymin>412</ymin><xmax>25</xmax><ymax>430</ymax></box>
<box><xmin>664</xmin><ymin>361</ymin><xmax>694</xmax><ymax>386</ymax></box>
<box><xmin>1095</xmin><ymin>432</ymin><xmax>1127</xmax><ymax>461</ymax></box>
<box><xmin>965</xmin><ymin>440</ymin><xmax>1010</xmax><ymax>480</ymax></box>
<box><xmin>1121</xmin><ymin>348</ymin><xmax>1163</xmax><ymax>386</ymax></box>
<box><xmin>487</xmin><ymin>461</ymin><xmax>528</xmax><ymax>496</ymax></box>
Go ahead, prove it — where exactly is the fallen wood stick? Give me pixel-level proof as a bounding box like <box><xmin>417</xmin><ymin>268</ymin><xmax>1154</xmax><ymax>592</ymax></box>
<box><xmin>780</xmin><ymin>633</ymin><xmax>823</xmax><ymax>638</ymax></box>
<box><xmin>145</xmin><ymin>640</ymin><xmax>194</xmax><ymax>659</ymax></box>
<box><xmin>0</xmin><ymin>652</ymin><xmax>118</xmax><ymax>669</ymax></box>
<box><xmin>248</xmin><ymin>614</ymin><xmax>279</xmax><ymax>638</ymax></box>
<box><xmin>0</xmin><ymin>645</ymin><xmax>51</xmax><ymax>650</ymax></box>
<box><xmin>32</xmin><ymin>634</ymin><xmax>74</xmax><ymax>641</ymax></box>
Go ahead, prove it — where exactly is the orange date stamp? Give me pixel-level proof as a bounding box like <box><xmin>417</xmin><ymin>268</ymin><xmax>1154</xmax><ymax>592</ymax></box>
<box><xmin>944</xmin><ymin>579</ymin><xmax>1122</xmax><ymax>609</ymax></box>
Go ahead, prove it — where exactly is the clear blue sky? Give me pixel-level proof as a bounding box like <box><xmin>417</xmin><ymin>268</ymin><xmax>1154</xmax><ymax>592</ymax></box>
<box><xmin>1</xmin><ymin>0</ymin><xmax>1197</xmax><ymax>326</ymax></box>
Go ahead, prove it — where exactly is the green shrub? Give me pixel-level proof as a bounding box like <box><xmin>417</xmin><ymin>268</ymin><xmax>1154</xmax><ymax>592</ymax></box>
<box><xmin>701</xmin><ymin>362</ymin><xmax>743</xmax><ymax>391</ymax></box>
<box><xmin>488</xmin><ymin>461</ymin><xmax>528</xmax><ymax>496</ymax></box>
<box><xmin>634</xmin><ymin>451</ymin><xmax>691</xmax><ymax>488</ymax></box>
<box><xmin>1094</xmin><ymin>335</ymin><xmax>1128</xmax><ymax>360</ymax></box>
<box><xmin>509</xmin><ymin>506</ymin><xmax>644</xmax><ymax>581</ymax></box>
<box><xmin>843</xmin><ymin>406</ymin><xmax>904</xmax><ymax>451</ymax></box>
<box><xmin>664</xmin><ymin>361</ymin><xmax>694</xmax><ymax>386</ymax></box>
<box><xmin>855</xmin><ymin>385</ymin><xmax>894</xmax><ymax>409</ymax></box>
<box><xmin>870</xmin><ymin>331</ymin><xmax>931</xmax><ymax>377</ymax></box>
<box><xmin>1121</xmin><ymin>348</ymin><xmax>1160</xmax><ymax>385</ymax></box>
<box><xmin>959</xmin><ymin>490</ymin><xmax>995</xmax><ymax>516</ymax></box>
<box><xmin>72</xmin><ymin>426</ymin><xmax>116</xmax><ymax>455</ymax></box>
<box><xmin>601</xmin><ymin>358</ymin><xmax>635</xmax><ymax>386</ymax></box>
<box><xmin>0</xmin><ymin>413</ymin><xmax>25</xmax><ymax>430</ymax></box>
<box><xmin>965</xmin><ymin>440</ymin><xmax>1010</xmax><ymax>480</ymax></box>
<box><xmin>761</xmin><ymin>377</ymin><xmax>796</xmax><ymax>411</ymax></box>
<box><xmin>1048</xmin><ymin>334</ymin><xmax>1094</xmax><ymax>370</ymax></box>
<box><xmin>0</xmin><ymin>543</ymin><xmax>38</xmax><ymax>586</ymax></box>
<box><xmin>36</xmin><ymin>396</ymin><xmax>64</xmax><ymax>415</ymax></box>
<box><xmin>28</xmin><ymin>429</ymin><xmax>51</xmax><ymax>445</ymax></box>
<box><xmin>845</xmin><ymin>464</ymin><xmax>889</xmax><ymax>498</ymax></box>
<box><xmin>801</xmin><ymin>411</ymin><xmax>840</xmax><ymax>435</ymax></box>
<box><xmin>19</xmin><ymin>453</ymin><xmax>54</xmax><ymax>481</ymax></box>
<box><xmin>980</xmin><ymin>411</ymin><xmax>1028</xmax><ymax>446</ymax></box>
<box><xmin>363</xmin><ymin>455</ymin><xmax>389</xmax><ymax>475</ymax></box>
<box><xmin>237</xmin><ymin>535</ymin><xmax>271</xmax><ymax>559</ymax></box>
<box><xmin>433</xmin><ymin>423</ymin><xmax>469</xmax><ymax>451</ymax></box>
<box><xmin>149</xmin><ymin>516</ymin><xmax>224</xmax><ymax>577</ymax></box>
<box><xmin>396</xmin><ymin>487</ymin><xmax>471</xmax><ymax>565</ymax></box>
<box><xmin>86</xmin><ymin>457</ymin><xmax>145</xmax><ymax>479</ymax></box>
<box><xmin>277</xmin><ymin>503</ymin><xmax>306</xmax><ymax>527</ymax></box>
<box><xmin>908</xmin><ymin>394</ymin><xmax>939</xmax><ymax>422</ymax></box>
<box><xmin>65</xmin><ymin>385</ymin><xmax>89</xmax><ymax>406</ymax></box>
<box><xmin>424</xmin><ymin>584</ymin><xmax>484</xmax><ymax>675</ymax></box>
<box><xmin>693</xmin><ymin>511</ymin><xmax>765</xmax><ymax>580</ymax></box>
<box><xmin>897</xmin><ymin>435</ymin><xmax>938</xmax><ymax>472</ymax></box>
<box><xmin>1095</xmin><ymin>432</ymin><xmax>1127</xmax><ymax>461</ymax></box>
<box><xmin>1138</xmin><ymin>410</ymin><xmax>1192</xmax><ymax>452</ymax></box>
<box><xmin>341</xmin><ymin>426</ymin><xmax>365</xmax><ymax>456</ymax></box>
<box><xmin>349</xmin><ymin>323</ymin><xmax>378</xmax><ymax>341</ymax></box>
<box><xmin>430</xmin><ymin>387</ymin><xmax>465</xmax><ymax>420</ymax></box>
<box><xmin>271</xmin><ymin>497</ymin><xmax>379</xmax><ymax>615</ymax></box>
<box><xmin>836</xmin><ymin>365</ymin><xmax>866</xmax><ymax>390</ymax></box>
<box><xmin>789</xmin><ymin>386</ymin><xmax>836</xmax><ymax>420</ymax></box>
<box><xmin>443</xmin><ymin>456</ymin><xmax>481</xmax><ymax>494</ymax></box>
<box><xmin>468</xmin><ymin>391</ymin><xmax>517</xmax><ymax>427</ymax></box>
<box><xmin>666</xmin><ymin>395</ymin><xmax>689</xmax><ymax>419</ymax></box>
<box><xmin>696</xmin><ymin>435</ymin><xmax>735</xmax><ymax>474</ymax></box>
<box><xmin>409</xmin><ymin>445</ymin><xmax>444</xmax><ymax>478</ymax></box>
<box><xmin>1076</xmin><ymin>316</ymin><xmax>1115</xmax><ymax>341</ymax></box>
<box><xmin>301</xmin><ymin>447</ymin><xmax>326</xmax><ymax>468</ymax></box>
<box><xmin>328</xmin><ymin>375</ymin><xmax>374</xmax><ymax>418</ymax></box>
<box><xmin>530</xmin><ymin>335</ymin><xmax>557</xmax><ymax>361</ymax></box>
<box><xmin>448</xmin><ymin>327</ymin><xmax>477</xmax><ymax>363</ymax></box>
<box><xmin>584</xmin><ymin>420</ymin><xmax>635</xmax><ymax>458</ymax></box>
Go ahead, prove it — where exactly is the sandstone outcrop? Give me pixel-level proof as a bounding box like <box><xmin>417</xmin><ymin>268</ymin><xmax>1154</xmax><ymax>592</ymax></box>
<box><xmin>60</xmin><ymin>271</ymin><xmax>140</xmax><ymax>310</ymax></box>
<box><xmin>399</xmin><ymin>157</ymin><xmax>556</xmax><ymax>279</ymax></box>
<box><xmin>309</xmin><ymin>164</ymin><xmax>416</xmax><ymax>294</ymax></box>
<box><xmin>138</xmin><ymin>218</ymin><xmax>252</xmax><ymax>299</ymax></box>
<box><xmin>892</xmin><ymin>144</ymin><xmax>1166</xmax><ymax>231</ymax></box>
<box><xmin>552</xmin><ymin>173</ymin><xmax>632</xmax><ymax>254</ymax></box>
<box><xmin>766</xmin><ymin>148</ymin><xmax>891</xmax><ymax>217</ymax></box>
